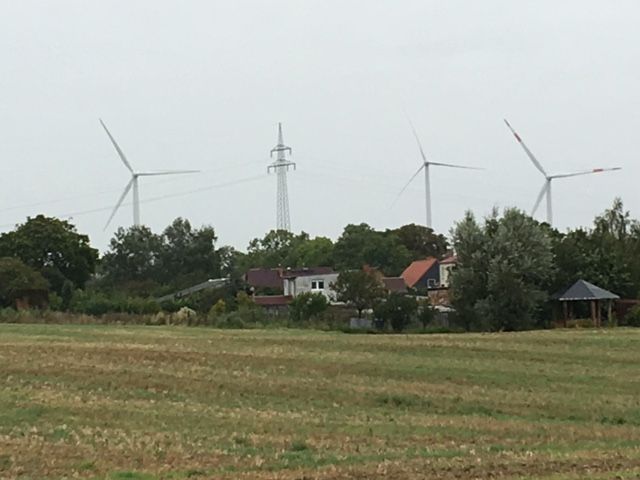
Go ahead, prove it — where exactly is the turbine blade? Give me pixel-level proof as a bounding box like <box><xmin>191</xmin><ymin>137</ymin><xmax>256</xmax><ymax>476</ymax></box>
<box><xmin>391</xmin><ymin>164</ymin><xmax>425</xmax><ymax>207</ymax></box>
<box><xmin>531</xmin><ymin>181</ymin><xmax>549</xmax><ymax>216</ymax></box>
<box><xmin>504</xmin><ymin>119</ymin><xmax>547</xmax><ymax>177</ymax></box>
<box><xmin>104</xmin><ymin>178</ymin><xmax>134</xmax><ymax>230</ymax></box>
<box><xmin>136</xmin><ymin>170</ymin><xmax>200</xmax><ymax>177</ymax></box>
<box><xmin>100</xmin><ymin>119</ymin><xmax>134</xmax><ymax>173</ymax></box>
<box><xmin>550</xmin><ymin>167</ymin><xmax>622</xmax><ymax>179</ymax></box>
<box><xmin>406</xmin><ymin>115</ymin><xmax>428</xmax><ymax>163</ymax></box>
<box><xmin>429</xmin><ymin>161</ymin><xmax>483</xmax><ymax>170</ymax></box>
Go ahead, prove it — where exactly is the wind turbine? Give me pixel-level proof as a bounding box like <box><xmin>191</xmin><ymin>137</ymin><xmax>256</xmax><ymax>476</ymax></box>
<box><xmin>504</xmin><ymin>119</ymin><xmax>621</xmax><ymax>226</ymax></box>
<box><xmin>394</xmin><ymin>119</ymin><xmax>482</xmax><ymax>229</ymax></box>
<box><xmin>100</xmin><ymin>119</ymin><xmax>199</xmax><ymax>230</ymax></box>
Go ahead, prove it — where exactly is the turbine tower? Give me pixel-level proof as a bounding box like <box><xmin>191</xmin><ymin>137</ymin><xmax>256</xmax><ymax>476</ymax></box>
<box><xmin>504</xmin><ymin>119</ymin><xmax>621</xmax><ymax>226</ymax></box>
<box><xmin>100</xmin><ymin>119</ymin><xmax>199</xmax><ymax>230</ymax></box>
<box><xmin>268</xmin><ymin>123</ymin><xmax>296</xmax><ymax>231</ymax></box>
<box><xmin>394</xmin><ymin>118</ymin><xmax>481</xmax><ymax>229</ymax></box>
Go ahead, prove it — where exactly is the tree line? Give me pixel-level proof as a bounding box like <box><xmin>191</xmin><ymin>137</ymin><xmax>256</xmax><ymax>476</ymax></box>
<box><xmin>451</xmin><ymin>199</ymin><xmax>640</xmax><ymax>331</ymax></box>
<box><xmin>0</xmin><ymin>198</ymin><xmax>638</xmax><ymax>331</ymax></box>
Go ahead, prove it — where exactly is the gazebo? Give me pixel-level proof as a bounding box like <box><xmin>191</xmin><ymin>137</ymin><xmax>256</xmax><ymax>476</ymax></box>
<box><xmin>553</xmin><ymin>280</ymin><xmax>619</xmax><ymax>327</ymax></box>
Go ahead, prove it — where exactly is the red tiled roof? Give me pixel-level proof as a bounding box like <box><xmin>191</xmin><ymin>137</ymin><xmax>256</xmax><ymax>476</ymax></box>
<box><xmin>253</xmin><ymin>295</ymin><xmax>292</xmax><ymax>306</ymax></box>
<box><xmin>382</xmin><ymin>277</ymin><xmax>407</xmax><ymax>293</ymax></box>
<box><xmin>401</xmin><ymin>257</ymin><xmax>438</xmax><ymax>288</ymax></box>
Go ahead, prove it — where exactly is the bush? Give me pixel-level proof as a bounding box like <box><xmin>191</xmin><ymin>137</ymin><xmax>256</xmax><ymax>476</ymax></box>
<box><xmin>159</xmin><ymin>299</ymin><xmax>183</xmax><ymax>313</ymax></box>
<box><xmin>624</xmin><ymin>306</ymin><xmax>640</xmax><ymax>327</ymax></box>
<box><xmin>417</xmin><ymin>300</ymin><xmax>436</xmax><ymax>329</ymax></box>
<box><xmin>212</xmin><ymin>312</ymin><xmax>246</xmax><ymax>329</ymax></box>
<box><xmin>289</xmin><ymin>292</ymin><xmax>329</xmax><ymax>323</ymax></box>
<box><xmin>69</xmin><ymin>290</ymin><xmax>160</xmax><ymax>316</ymax></box>
<box><xmin>0</xmin><ymin>257</ymin><xmax>49</xmax><ymax>308</ymax></box>
<box><xmin>207</xmin><ymin>299</ymin><xmax>227</xmax><ymax>324</ymax></box>
<box><xmin>374</xmin><ymin>293</ymin><xmax>418</xmax><ymax>332</ymax></box>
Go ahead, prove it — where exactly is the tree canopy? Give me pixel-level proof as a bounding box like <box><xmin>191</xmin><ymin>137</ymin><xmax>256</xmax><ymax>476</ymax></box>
<box><xmin>550</xmin><ymin>198</ymin><xmax>640</xmax><ymax>299</ymax></box>
<box><xmin>333</xmin><ymin>223</ymin><xmax>411</xmax><ymax>276</ymax></box>
<box><xmin>0</xmin><ymin>257</ymin><xmax>49</xmax><ymax>308</ymax></box>
<box><xmin>387</xmin><ymin>223</ymin><xmax>449</xmax><ymax>260</ymax></box>
<box><xmin>374</xmin><ymin>292</ymin><xmax>418</xmax><ymax>332</ymax></box>
<box><xmin>243</xmin><ymin>230</ymin><xmax>334</xmax><ymax>270</ymax></box>
<box><xmin>451</xmin><ymin>208</ymin><xmax>554</xmax><ymax>331</ymax></box>
<box><xmin>4</xmin><ymin>198</ymin><xmax>640</xmax><ymax>330</ymax></box>
<box><xmin>332</xmin><ymin>269</ymin><xmax>386</xmax><ymax>318</ymax></box>
<box><xmin>0</xmin><ymin>215</ymin><xmax>97</xmax><ymax>294</ymax></box>
<box><xmin>100</xmin><ymin>218</ymin><xmax>224</xmax><ymax>295</ymax></box>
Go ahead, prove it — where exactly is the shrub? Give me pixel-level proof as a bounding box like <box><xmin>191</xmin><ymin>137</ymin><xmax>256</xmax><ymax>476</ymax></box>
<box><xmin>374</xmin><ymin>293</ymin><xmax>418</xmax><ymax>332</ymax></box>
<box><xmin>215</xmin><ymin>312</ymin><xmax>246</xmax><ymax>329</ymax></box>
<box><xmin>0</xmin><ymin>257</ymin><xmax>49</xmax><ymax>308</ymax></box>
<box><xmin>417</xmin><ymin>299</ymin><xmax>436</xmax><ymax>329</ymax></box>
<box><xmin>624</xmin><ymin>306</ymin><xmax>640</xmax><ymax>327</ymax></box>
<box><xmin>207</xmin><ymin>299</ymin><xmax>227</xmax><ymax>324</ymax></box>
<box><xmin>289</xmin><ymin>292</ymin><xmax>329</xmax><ymax>323</ymax></box>
<box><xmin>69</xmin><ymin>290</ymin><xmax>160</xmax><ymax>316</ymax></box>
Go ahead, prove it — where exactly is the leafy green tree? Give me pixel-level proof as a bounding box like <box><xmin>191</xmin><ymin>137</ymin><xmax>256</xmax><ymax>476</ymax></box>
<box><xmin>157</xmin><ymin>218</ymin><xmax>221</xmax><ymax>288</ymax></box>
<box><xmin>448</xmin><ymin>212</ymin><xmax>488</xmax><ymax>330</ymax></box>
<box><xmin>374</xmin><ymin>292</ymin><xmax>418</xmax><ymax>332</ymax></box>
<box><xmin>591</xmin><ymin>198</ymin><xmax>639</xmax><ymax>297</ymax></box>
<box><xmin>290</xmin><ymin>236</ymin><xmax>334</xmax><ymax>267</ymax></box>
<box><xmin>244</xmin><ymin>230</ymin><xmax>307</xmax><ymax>268</ymax></box>
<box><xmin>101</xmin><ymin>219</ymin><xmax>228</xmax><ymax>295</ymax></box>
<box><xmin>332</xmin><ymin>270</ymin><xmax>386</xmax><ymax>318</ymax></box>
<box><xmin>289</xmin><ymin>292</ymin><xmax>329</xmax><ymax>323</ymax></box>
<box><xmin>100</xmin><ymin>225</ymin><xmax>163</xmax><ymax>292</ymax></box>
<box><xmin>451</xmin><ymin>208</ymin><xmax>554</xmax><ymax>331</ymax></box>
<box><xmin>0</xmin><ymin>215</ymin><xmax>97</xmax><ymax>294</ymax></box>
<box><xmin>218</xmin><ymin>246</ymin><xmax>243</xmax><ymax>279</ymax></box>
<box><xmin>243</xmin><ymin>230</ymin><xmax>334</xmax><ymax>270</ymax></box>
<box><xmin>549</xmin><ymin>199</ymin><xmax>639</xmax><ymax>298</ymax></box>
<box><xmin>0</xmin><ymin>257</ymin><xmax>49</xmax><ymax>307</ymax></box>
<box><xmin>333</xmin><ymin>223</ymin><xmax>410</xmax><ymax>276</ymax></box>
<box><xmin>388</xmin><ymin>223</ymin><xmax>449</xmax><ymax>260</ymax></box>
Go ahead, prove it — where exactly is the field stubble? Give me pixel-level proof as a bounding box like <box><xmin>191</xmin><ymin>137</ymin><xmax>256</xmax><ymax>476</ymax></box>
<box><xmin>1</xmin><ymin>325</ymin><xmax>640</xmax><ymax>479</ymax></box>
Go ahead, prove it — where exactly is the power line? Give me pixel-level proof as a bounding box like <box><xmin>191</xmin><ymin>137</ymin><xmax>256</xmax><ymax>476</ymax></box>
<box><xmin>0</xmin><ymin>160</ymin><xmax>264</xmax><ymax>215</ymax></box>
<box><xmin>0</xmin><ymin>174</ymin><xmax>268</xmax><ymax>229</ymax></box>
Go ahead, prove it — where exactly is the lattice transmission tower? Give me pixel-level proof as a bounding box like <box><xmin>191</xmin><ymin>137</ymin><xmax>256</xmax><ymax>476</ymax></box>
<box><xmin>268</xmin><ymin>123</ymin><xmax>296</xmax><ymax>231</ymax></box>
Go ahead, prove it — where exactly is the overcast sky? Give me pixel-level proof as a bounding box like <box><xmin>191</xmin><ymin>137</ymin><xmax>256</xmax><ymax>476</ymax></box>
<box><xmin>1</xmin><ymin>1</ymin><xmax>638</xmax><ymax>253</ymax></box>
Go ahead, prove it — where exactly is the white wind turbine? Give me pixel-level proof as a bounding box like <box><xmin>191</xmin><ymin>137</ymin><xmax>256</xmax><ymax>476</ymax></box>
<box><xmin>394</xmin><ymin>119</ymin><xmax>482</xmax><ymax>229</ymax></box>
<box><xmin>504</xmin><ymin>119</ymin><xmax>621</xmax><ymax>226</ymax></box>
<box><xmin>100</xmin><ymin>119</ymin><xmax>199</xmax><ymax>230</ymax></box>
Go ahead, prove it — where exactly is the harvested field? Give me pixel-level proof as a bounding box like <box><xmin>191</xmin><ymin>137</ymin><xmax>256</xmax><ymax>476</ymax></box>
<box><xmin>1</xmin><ymin>324</ymin><xmax>640</xmax><ymax>479</ymax></box>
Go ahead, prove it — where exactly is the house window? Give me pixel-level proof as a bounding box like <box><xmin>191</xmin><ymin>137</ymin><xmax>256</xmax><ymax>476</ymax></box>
<box><xmin>311</xmin><ymin>280</ymin><xmax>325</xmax><ymax>290</ymax></box>
<box><xmin>427</xmin><ymin>278</ymin><xmax>437</xmax><ymax>288</ymax></box>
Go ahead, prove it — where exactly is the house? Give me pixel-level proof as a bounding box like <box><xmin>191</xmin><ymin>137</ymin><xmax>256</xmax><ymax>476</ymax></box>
<box><xmin>245</xmin><ymin>268</ymin><xmax>284</xmax><ymax>293</ymax></box>
<box><xmin>439</xmin><ymin>255</ymin><xmax>457</xmax><ymax>288</ymax></box>
<box><xmin>282</xmin><ymin>267</ymin><xmax>338</xmax><ymax>301</ymax></box>
<box><xmin>401</xmin><ymin>257</ymin><xmax>440</xmax><ymax>289</ymax></box>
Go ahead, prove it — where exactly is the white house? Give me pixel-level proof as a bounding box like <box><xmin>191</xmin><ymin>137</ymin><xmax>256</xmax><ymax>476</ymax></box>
<box><xmin>282</xmin><ymin>267</ymin><xmax>339</xmax><ymax>302</ymax></box>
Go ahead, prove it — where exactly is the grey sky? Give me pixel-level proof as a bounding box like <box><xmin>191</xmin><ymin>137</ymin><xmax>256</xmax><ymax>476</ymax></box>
<box><xmin>1</xmin><ymin>1</ymin><xmax>638</xmax><ymax>253</ymax></box>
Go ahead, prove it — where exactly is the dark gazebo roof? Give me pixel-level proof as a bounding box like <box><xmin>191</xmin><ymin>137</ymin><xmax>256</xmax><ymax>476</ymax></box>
<box><xmin>553</xmin><ymin>280</ymin><xmax>620</xmax><ymax>302</ymax></box>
